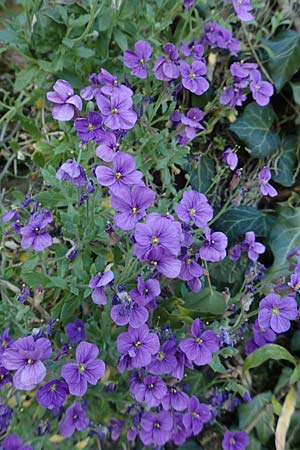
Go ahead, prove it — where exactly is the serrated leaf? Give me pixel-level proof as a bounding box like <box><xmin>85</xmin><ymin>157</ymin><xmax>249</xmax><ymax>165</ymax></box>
<box><xmin>243</xmin><ymin>344</ymin><xmax>296</xmax><ymax>373</ymax></box>
<box><xmin>275</xmin><ymin>387</ymin><xmax>296</xmax><ymax>450</ymax></box>
<box><xmin>230</xmin><ymin>103</ymin><xmax>280</xmax><ymax>158</ymax></box>
<box><xmin>264</xmin><ymin>30</ymin><xmax>300</xmax><ymax>91</ymax></box>
<box><xmin>212</xmin><ymin>206</ymin><xmax>274</xmax><ymax>240</ymax></box>
<box><xmin>272</xmin><ymin>135</ymin><xmax>299</xmax><ymax>187</ymax></box>
<box><xmin>269</xmin><ymin>207</ymin><xmax>300</xmax><ymax>269</ymax></box>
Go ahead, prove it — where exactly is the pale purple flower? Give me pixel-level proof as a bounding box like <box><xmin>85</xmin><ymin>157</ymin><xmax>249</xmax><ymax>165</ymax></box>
<box><xmin>178</xmin><ymin>255</ymin><xmax>204</xmax><ymax>281</ymax></box>
<box><xmin>95</xmin><ymin>153</ymin><xmax>143</xmax><ymax>194</ymax></box>
<box><xmin>88</xmin><ymin>269</ymin><xmax>114</xmax><ymax>305</ymax></box>
<box><xmin>109</xmin><ymin>418</ymin><xmax>124</xmax><ymax>441</ymax></box>
<box><xmin>61</xmin><ymin>341</ymin><xmax>105</xmax><ymax>396</ymax></box>
<box><xmin>288</xmin><ymin>273</ymin><xmax>300</xmax><ymax>293</ymax></box>
<box><xmin>47</xmin><ymin>79</ymin><xmax>82</xmax><ymax>121</ymax></box>
<box><xmin>181</xmin><ymin>40</ymin><xmax>204</xmax><ymax>59</ymax></box>
<box><xmin>220</xmin><ymin>86</ymin><xmax>246</xmax><ymax>108</ymax></box>
<box><xmin>180</xmin><ymin>60</ymin><xmax>209</xmax><ymax>95</ymax></box>
<box><xmin>250</xmin><ymin>70</ymin><xmax>274</xmax><ymax>106</ymax></box>
<box><xmin>111</xmin><ymin>185</ymin><xmax>156</xmax><ymax>231</ymax></box>
<box><xmin>242</xmin><ymin>231</ymin><xmax>265</xmax><ymax>262</ymax></box>
<box><xmin>36</xmin><ymin>379</ymin><xmax>69</xmax><ymax>409</ymax></box>
<box><xmin>20</xmin><ymin>211</ymin><xmax>53</xmax><ymax>252</ymax></box>
<box><xmin>153</xmin><ymin>43</ymin><xmax>180</xmax><ymax>81</ymax></box>
<box><xmin>258</xmin><ymin>166</ymin><xmax>278</xmax><ymax>197</ymax></box>
<box><xmin>139</xmin><ymin>411</ymin><xmax>173</xmax><ymax>446</ymax></box>
<box><xmin>184</xmin><ymin>0</ymin><xmax>196</xmax><ymax>8</ymax></box>
<box><xmin>117</xmin><ymin>324</ymin><xmax>160</xmax><ymax>369</ymax></box>
<box><xmin>0</xmin><ymin>366</ymin><xmax>12</xmax><ymax>389</ymax></box>
<box><xmin>176</xmin><ymin>190</ymin><xmax>213</xmax><ymax>228</ymax></box>
<box><xmin>2</xmin><ymin>433</ymin><xmax>32</xmax><ymax>450</ymax></box>
<box><xmin>230</xmin><ymin>244</ymin><xmax>242</xmax><ymax>262</ymax></box>
<box><xmin>178</xmin><ymin>108</ymin><xmax>205</xmax><ymax>143</ymax></box>
<box><xmin>147</xmin><ymin>339</ymin><xmax>177</xmax><ymax>375</ymax></box>
<box><xmin>199</xmin><ymin>228</ymin><xmax>228</xmax><ymax>262</ymax></box>
<box><xmin>80</xmin><ymin>72</ymin><xmax>102</xmax><ymax>101</ymax></box>
<box><xmin>133</xmin><ymin>374</ymin><xmax>167</xmax><ymax>407</ymax></box>
<box><xmin>66</xmin><ymin>319</ymin><xmax>86</xmax><ymax>343</ymax></box>
<box><xmin>110</xmin><ymin>291</ymin><xmax>149</xmax><ymax>328</ymax></box>
<box><xmin>2</xmin><ymin>336</ymin><xmax>51</xmax><ymax>391</ymax></box>
<box><xmin>171</xmin><ymin>412</ymin><xmax>191</xmax><ymax>445</ymax></box>
<box><xmin>143</xmin><ymin>248</ymin><xmax>182</xmax><ymax>278</ymax></box>
<box><xmin>187</xmin><ymin>276</ymin><xmax>202</xmax><ymax>292</ymax></box>
<box><xmin>258</xmin><ymin>294</ymin><xmax>298</xmax><ymax>333</ymax></box>
<box><xmin>230</xmin><ymin>62</ymin><xmax>258</xmax><ymax>86</ymax></box>
<box><xmin>59</xmin><ymin>401</ymin><xmax>89</xmax><ymax>438</ymax></box>
<box><xmin>183</xmin><ymin>396</ymin><xmax>211</xmax><ymax>435</ymax></box>
<box><xmin>96</xmin><ymin>91</ymin><xmax>137</xmax><ymax>130</ymax></box>
<box><xmin>56</xmin><ymin>160</ymin><xmax>87</xmax><ymax>187</ymax></box>
<box><xmin>96</xmin><ymin>131</ymin><xmax>120</xmax><ymax>162</ymax></box>
<box><xmin>130</xmin><ymin>276</ymin><xmax>161</xmax><ymax>306</ymax></box>
<box><xmin>74</xmin><ymin>112</ymin><xmax>104</xmax><ymax>142</ymax></box>
<box><xmin>98</xmin><ymin>68</ymin><xmax>133</xmax><ymax>97</ymax></box>
<box><xmin>162</xmin><ymin>385</ymin><xmax>189</xmax><ymax>411</ymax></box>
<box><xmin>204</xmin><ymin>22</ymin><xmax>240</xmax><ymax>55</ymax></box>
<box><xmin>222</xmin><ymin>147</ymin><xmax>238</xmax><ymax>170</ymax></box>
<box><xmin>179</xmin><ymin>318</ymin><xmax>219</xmax><ymax>366</ymax></box>
<box><xmin>172</xmin><ymin>348</ymin><xmax>194</xmax><ymax>380</ymax></box>
<box><xmin>0</xmin><ymin>329</ymin><xmax>14</xmax><ymax>361</ymax></box>
<box><xmin>252</xmin><ymin>320</ymin><xmax>276</xmax><ymax>347</ymax></box>
<box><xmin>124</xmin><ymin>40</ymin><xmax>152</xmax><ymax>79</ymax></box>
<box><xmin>0</xmin><ymin>401</ymin><xmax>13</xmax><ymax>433</ymax></box>
<box><xmin>231</xmin><ymin>0</ymin><xmax>254</xmax><ymax>21</ymax></box>
<box><xmin>222</xmin><ymin>430</ymin><xmax>250</xmax><ymax>450</ymax></box>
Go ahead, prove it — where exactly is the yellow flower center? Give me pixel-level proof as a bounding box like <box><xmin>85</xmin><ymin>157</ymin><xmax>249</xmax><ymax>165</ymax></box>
<box><xmin>88</xmin><ymin>123</ymin><xmax>94</xmax><ymax>131</ymax></box>
<box><xmin>272</xmin><ymin>307</ymin><xmax>279</xmax><ymax>316</ymax></box>
<box><xmin>115</xmin><ymin>172</ymin><xmax>122</xmax><ymax>179</ymax></box>
<box><xmin>230</xmin><ymin>438</ymin><xmax>236</xmax><ymax>444</ymax></box>
<box><xmin>189</xmin><ymin>72</ymin><xmax>196</xmax><ymax>79</ymax></box>
<box><xmin>147</xmin><ymin>383</ymin><xmax>154</xmax><ymax>389</ymax></box>
<box><xmin>140</xmin><ymin>58</ymin><xmax>145</xmax><ymax>65</ymax></box>
<box><xmin>192</xmin><ymin>412</ymin><xmax>199</xmax><ymax>418</ymax></box>
<box><xmin>150</xmin><ymin>260</ymin><xmax>158</xmax><ymax>266</ymax></box>
<box><xmin>111</xmin><ymin>108</ymin><xmax>118</xmax><ymax>114</ymax></box>
<box><xmin>78</xmin><ymin>364</ymin><xmax>85</xmax><ymax>373</ymax></box>
<box><xmin>135</xmin><ymin>340</ymin><xmax>142</xmax><ymax>348</ymax></box>
<box><xmin>185</xmin><ymin>258</ymin><xmax>191</xmax><ymax>265</ymax></box>
<box><xmin>157</xmin><ymin>351</ymin><xmax>165</xmax><ymax>361</ymax></box>
<box><xmin>50</xmin><ymin>384</ymin><xmax>57</xmax><ymax>392</ymax></box>
<box><xmin>131</xmin><ymin>207</ymin><xmax>138</xmax><ymax>215</ymax></box>
<box><xmin>154</xmin><ymin>422</ymin><xmax>160</xmax><ymax>429</ymax></box>
<box><xmin>27</xmin><ymin>359</ymin><xmax>34</xmax><ymax>365</ymax></box>
<box><xmin>1</xmin><ymin>341</ymin><xmax>7</xmax><ymax>348</ymax></box>
<box><xmin>113</xmin><ymin>80</ymin><xmax>118</xmax><ymax>87</ymax></box>
<box><xmin>189</xmin><ymin>208</ymin><xmax>196</xmax><ymax>216</ymax></box>
<box><xmin>151</xmin><ymin>236</ymin><xmax>159</xmax><ymax>245</ymax></box>
<box><xmin>195</xmin><ymin>338</ymin><xmax>203</xmax><ymax>345</ymax></box>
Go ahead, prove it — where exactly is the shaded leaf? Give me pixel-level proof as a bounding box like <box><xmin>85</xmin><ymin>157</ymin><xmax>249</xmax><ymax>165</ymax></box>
<box><xmin>189</xmin><ymin>155</ymin><xmax>216</xmax><ymax>193</ymax></box>
<box><xmin>290</xmin><ymin>82</ymin><xmax>300</xmax><ymax>105</ymax></box>
<box><xmin>230</xmin><ymin>103</ymin><xmax>280</xmax><ymax>158</ymax></box>
<box><xmin>180</xmin><ymin>287</ymin><xmax>226</xmax><ymax>318</ymax></box>
<box><xmin>272</xmin><ymin>135</ymin><xmax>299</xmax><ymax>187</ymax></box>
<box><xmin>243</xmin><ymin>344</ymin><xmax>296</xmax><ymax>373</ymax></box>
<box><xmin>239</xmin><ymin>392</ymin><xmax>272</xmax><ymax>429</ymax></box>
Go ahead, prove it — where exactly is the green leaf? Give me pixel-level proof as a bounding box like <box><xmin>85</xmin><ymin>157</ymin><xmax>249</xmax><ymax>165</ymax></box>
<box><xmin>264</xmin><ymin>30</ymin><xmax>300</xmax><ymax>91</ymax></box>
<box><xmin>46</xmin><ymin>276</ymin><xmax>68</xmax><ymax>289</ymax></box>
<box><xmin>180</xmin><ymin>287</ymin><xmax>226</xmax><ymax>318</ymax></box>
<box><xmin>113</xmin><ymin>28</ymin><xmax>128</xmax><ymax>51</ymax></box>
<box><xmin>290</xmin><ymin>364</ymin><xmax>300</xmax><ymax>385</ymax></box>
<box><xmin>243</xmin><ymin>344</ymin><xmax>296</xmax><ymax>373</ymax></box>
<box><xmin>22</xmin><ymin>272</ymin><xmax>50</xmax><ymax>288</ymax></box>
<box><xmin>21</xmin><ymin>255</ymin><xmax>40</xmax><ymax>274</ymax></box>
<box><xmin>0</xmin><ymin>28</ymin><xmax>24</xmax><ymax>45</ymax></box>
<box><xmin>290</xmin><ymin>82</ymin><xmax>300</xmax><ymax>105</ymax></box>
<box><xmin>269</xmin><ymin>207</ymin><xmax>300</xmax><ymax>269</ymax></box>
<box><xmin>256</xmin><ymin>409</ymin><xmax>275</xmax><ymax>444</ymax></box>
<box><xmin>212</xmin><ymin>206</ymin><xmax>274</xmax><ymax>240</ymax></box>
<box><xmin>239</xmin><ymin>392</ymin><xmax>272</xmax><ymax>429</ymax></box>
<box><xmin>177</xmin><ymin>441</ymin><xmax>201</xmax><ymax>450</ymax></box>
<box><xmin>230</xmin><ymin>103</ymin><xmax>280</xmax><ymax>158</ymax></box>
<box><xmin>74</xmin><ymin>47</ymin><xmax>95</xmax><ymax>58</ymax></box>
<box><xmin>14</xmin><ymin>67</ymin><xmax>38</xmax><ymax>93</ymax></box>
<box><xmin>272</xmin><ymin>135</ymin><xmax>299</xmax><ymax>187</ymax></box>
<box><xmin>209</xmin><ymin>353</ymin><xmax>226</xmax><ymax>373</ymax></box>
<box><xmin>189</xmin><ymin>155</ymin><xmax>216</xmax><ymax>193</ymax></box>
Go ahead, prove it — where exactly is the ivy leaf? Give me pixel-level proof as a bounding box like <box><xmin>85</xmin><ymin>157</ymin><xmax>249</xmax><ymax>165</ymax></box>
<box><xmin>269</xmin><ymin>207</ymin><xmax>300</xmax><ymax>269</ymax></box>
<box><xmin>272</xmin><ymin>135</ymin><xmax>299</xmax><ymax>187</ymax></box>
<box><xmin>189</xmin><ymin>155</ymin><xmax>216</xmax><ymax>193</ymax></box>
<box><xmin>179</xmin><ymin>287</ymin><xmax>226</xmax><ymax>319</ymax></box>
<box><xmin>290</xmin><ymin>82</ymin><xmax>300</xmax><ymax>105</ymax></box>
<box><xmin>243</xmin><ymin>344</ymin><xmax>296</xmax><ymax>374</ymax></box>
<box><xmin>230</xmin><ymin>103</ymin><xmax>280</xmax><ymax>158</ymax></box>
<box><xmin>239</xmin><ymin>392</ymin><xmax>272</xmax><ymax>429</ymax></box>
<box><xmin>212</xmin><ymin>206</ymin><xmax>274</xmax><ymax>240</ymax></box>
<box><xmin>264</xmin><ymin>30</ymin><xmax>300</xmax><ymax>91</ymax></box>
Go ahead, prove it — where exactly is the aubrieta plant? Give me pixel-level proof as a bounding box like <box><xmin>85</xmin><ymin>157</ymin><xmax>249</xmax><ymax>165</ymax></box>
<box><xmin>1</xmin><ymin>0</ymin><xmax>300</xmax><ymax>449</ymax></box>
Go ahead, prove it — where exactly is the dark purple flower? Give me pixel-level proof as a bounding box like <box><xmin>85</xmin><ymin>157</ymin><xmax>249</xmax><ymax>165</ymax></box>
<box><xmin>230</xmin><ymin>244</ymin><xmax>242</xmax><ymax>262</ymax></box>
<box><xmin>0</xmin><ymin>329</ymin><xmax>13</xmax><ymax>361</ymax></box>
<box><xmin>2</xmin><ymin>336</ymin><xmax>51</xmax><ymax>391</ymax></box>
<box><xmin>179</xmin><ymin>255</ymin><xmax>204</xmax><ymax>281</ymax></box>
<box><xmin>36</xmin><ymin>379</ymin><xmax>69</xmax><ymax>409</ymax></box>
<box><xmin>130</xmin><ymin>276</ymin><xmax>161</xmax><ymax>306</ymax></box>
<box><xmin>181</xmin><ymin>40</ymin><xmax>204</xmax><ymax>59</ymax></box>
<box><xmin>250</xmin><ymin>70</ymin><xmax>274</xmax><ymax>106</ymax></box>
<box><xmin>98</xmin><ymin>68</ymin><xmax>133</xmax><ymax>97</ymax></box>
<box><xmin>153</xmin><ymin>43</ymin><xmax>180</xmax><ymax>81</ymax></box>
<box><xmin>183</xmin><ymin>0</ymin><xmax>196</xmax><ymax>8</ymax></box>
<box><xmin>230</xmin><ymin>62</ymin><xmax>257</xmax><ymax>86</ymax></box>
<box><xmin>176</xmin><ymin>190</ymin><xmax>213</xmax><ymax>228</ymax></box>
<box><xmin>66</xmin><ymin>319</ymin><xmax>86</xmax><ymax>344</ymax></box>
<box><xmin>222</xmin><ymin>430</ymin><xmax>250</xmax><ymax>450</ymax></box>
<box><xmin>117</xmin><ymin>324</ymin><xmax>160</xmax><ymax>369</ymax></box>
<box><xmin>183</xmin><ymin>396</ymin><xmax>211</xmax><ymax>435</ymax></box>
<box><xmin>222</xmin><ymin>148</ymin><xmax>238</xmax><ymax>170</ymax></box>
<box><xmin>111</xmin><ymin>185</ymin><xmax>156</xmax><ymax>231</ymax></box>
<box><xmin>288</xmin><ymin>273</ymin><xmax>300</xmax><ymax>293</ymax></box>
<box><xmin>124</xmin><ymin>40</ymin><xmax>152</xmax><ymax>79</ymax></box>
<box><xmin>95</xmin><ymin>153</ymin><xmax>143</xmax><ymax>194</ymax></box>
<box><xmin>109</xmin><ymin>418</ymin><xmax>124</xmax><ymax>441</ymax></box>
<box><xmin>96</xmin><ymin>131</ymin><xmax>120</xmax><ymax>162</ymax></box>
<box><xmin>61</xmin><ymin>341</ymin><xmax>105</xmax><ymax>396</ymax></box>
<box><xmin>88</xmin><ymin>269</ymin><xmax>114</xmax><ymax>305</ymax></box>
<box><xmin>204</xmin><ymin>22</ymin><xmax>240</xmax><ymax>55</ymax></box>
<box><xmin>47</xmin><ymin>79</ymin><xmax>82</xmax><ymax>121</ymax></box>
<box><xmin>16</xmin><ymin>284</ymin><xmax>30</xmax><ymax>304</ymax></box>
<box><xmin>59</xmin><ymin>401</ymin><xmax>89</xmax><ymax>438</ymax></box>
<box><xmin>252</xmin><ymin>320</ymin><xmax>276</xmax><ymax>347</ymax></box>
<box><xmin>133</xmin><ymin>374</ymin><xmax>167</xmax><ymax>407</ymax></box>
<box><xmin>179</xmin><ymin>318</ymin><xmax>219</xmax><ymax>366</ymax></box>
<box><xmin>2</xmin><ymin>433</ymin><xmax>32</xmax><ymax>450</ymax></box>
<box><xmin>199</xmin><ymin>228</ymin><xmax>228</xmax><ymax>262</ymax></box>
<box><xmin>258</xmin><ymin>166</ymin><xmax>278</xmax><ymax>197</ymax></box>
<box><xmin>0</xmin><ymin>366</ymin><xmax>12</xmax><ymax>389</ymax></box>
<box><xmin>242</xmin><ymin>231</ymin><xmax>265</xmax><ymax>262</ymax></box>
<box><xmin>162</xmin><ymin>385</ymin><xmax>189</xmax><ymax>411</ymax></box>
<box><xmin>96</xmin><ymin>91</ymin><xmax>137</xmax><ymax>130</ymax></box>
<box><xmin>111</xmin><ymin>291</ymin><xmax>149</xmax><ymax>328</ymax></box>
<box><xmin>172</xmin><ymin>348</ymin><xmax>194</xmax><ymax>380</ymax></box>
<box><xmin>220</xmin><ymin>86</ymin><xmax>246</xmax><ymax>108</ymax></box>
<box><xmin>74</xmin><ymin>112</ymin><xmax>104</xmax><ymax>143</ymax></box>
<box><xmin>20</xmin><ymin>211</ymin><xmax>53</xmax><ymax>252</ymax></box>
<box><xmin>56</xmin><ymin>160</ymin><xmax>87</xmax><ymax>187</ymax></box>
<box><xmin>171</xmin><ymin>412</ymin><xmax>191</xmax><ymax>445</ymax></box>
<box><xmin>140</xmin><ymin>411</ymin><xmax>173</xmax><ymax>446</ymax></box>
<box><xmin>258</xmin><ymin>294</ymin><xmax>298</xmax><ymax>333</ymax></box>
<box><xmin>180</xmin><ymin>60</ymin><xmax>209</xmax><ymax>95</ymax></box>
<box><xmin>2</xmin><ymin>209</ymin><xmax>20</xmax><ymax>223</ymax></box>
<box><xmin>147</xmin><ymin>339</ymin><xmax>177</xmax><ymax>375</ymax></box>
<box><xmin>0</xmin><ymin>400</ymin><xmax>13</xmax><ymax>432</ymax></box>
<box><xmin>80</xmin><ymin>72</ymin><xmax>102</xmax><ymax>101</ymax></box>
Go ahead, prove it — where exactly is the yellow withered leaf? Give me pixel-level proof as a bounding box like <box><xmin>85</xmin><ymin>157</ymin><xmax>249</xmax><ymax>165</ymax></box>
<box><xmin>275</xmin><ymin>386</ymin><xmax>296</xmax><ymax>450</ymax></box>
<box><xmin>75</xmin><ymin>438</ymin><xmax>90</xmax><ymax>449</ymax></box>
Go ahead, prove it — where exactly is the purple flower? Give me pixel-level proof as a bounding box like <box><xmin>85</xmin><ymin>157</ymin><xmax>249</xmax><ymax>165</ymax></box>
<box><xmin>80</xmin><ymin>72</ymin><xmax>102</xmax><ymax>101</ymax></box>
<box><xmin>230</xmin><ymin>62</ymin><xmax>257</xmax><ymax>85</ymax></box>
<box><xmin>250</xmin><ymin>70</ymin><xmax>274</xmax><ymax>106</ymax></box>
<box><xmin>171</xmin><ymin>412</ymin><xmax>191</xmax><ymax>445</ymax></box>
<box><xmin>220</xmin><ymin>86</ymin><xmax>247</xmax><ymax>108</ymax></box>
<box><xmin>181</xmin><ymin>108</ymin><xmax>205</xmax><ymax>137</ymax></box>
<box><xmin>222</xmin><ymin>430</ymin><xmax>250</xmax><ymax>450</ymax></box>
<box><xmin>288</xmin><ymin>273</ymin><xmax>300</xmax><ymax>293</ymax></box>
<box><xmin>162</xmin><ymin>385</ymin><xmax>189</xmax><ymax>411</ymax></box>
<box><xmin>179</xmin><ymin>318</ymin><xmax>219</xmax><ymax>366</ymax></box>
<box><xmin>258</xmin><ymin>293</ymin><xmax>298</xmax><ymax>333</ymax></box>
<box><xmin>96</xmin><ymin>131</ymin><xmax>120</xmax><ymax>162</ymax></box>
<box><xmin>2</xmin><ymin>434</ymin><xmax>32</xmax><ymax>450</ymax></box>
<box><xmin>111</xmin><ymin>185</ymin><xmax>156</xmax><ymax>231</ymax></box>
<box><xmin>110</xmin><ymin>291</ymin><xmax>149</xmax><ymax>328</ymax></box>
<box><xmin>0</xmin><ymin>400</ymin><xmax>13</xmax><ymax>432</ymax></box>
<box><xmin>140</xmin><ymin>411</ymin><xmax>173</xmax><ymax>446</ymax></box>
<box><xmin>258</xmin><ymin>166</ymin><xmax>278</xmax><ymax>197</ymax></box>
<box><xmin>230</xmin><ymin>244</ymin><xmax>242</xmax><ymax>262</ymax></box>
<box><xmin>96</xmin><ymin>91</ymin><xmax>137</xmax><ymax>130</ymax></box>
<box><xmin>2</xmin><ymin>336</ymin><xmax>51</xmax><ymax>391</ymax></box>
<box><xmin>20</xmin><ymin>211</ymin><xmax>53</xmax><ymax>252</ymax></box>
<box><xmin>172</xmin><ymin>348</ymin><xmax>194</xmax><ymax>380</ymax></box>
<box><xmin>88</xmin><ymin>269</ymin><xmax>114</xmax><ymax>305</ymax></box>
<box><xmin>47</xmin><ymin>79</ymin><xmax>82</xmax><ymax>121</ymax></box>
<box><xmin>222</xmin><ymin>147</ymin><xmax>238</xmax><ymax>170</ymax></box>
<box><xmin>147</xmin><ymin>339</ymin><xmax>177</xmax><ymax>375</ymax></box>
<box><xmin>180</xmin><ymin>60</ymin><xmax>209</xmax><ymax>95</ymax></box>
<box><xmin>56</xmin><ymin>160</ymin><xmax>87</xmax><ymax>187</ymax></box>
<box><xmin>176</xmin><ymin>190</ymin><xmax>213</xmax><ymax>228</ymax></box>
<box><xmin>181</xmin><ymin>40</ymin><xmax>204</xmax><ymax>59</ymax></box>
<box><xmin>59</xmin><ymin>401</ymin><xmax>89</xmax><ymax>438</ymax></box>
<box><xmin>36</xmin><ymin>379</ymin><xmax>69</xmax><ymax>409</ymax></box>
<box><xmin>109</xmin><ymin>418</ymin><xmax>124</xmax><ymax>441</ymax></box>
<box><xmin>61</xmin><ymin>341</ymin><xmax>105</xmax><ymax>396</ymax></box>
<box><xmin>124</xmin><ymin>40</ymin><xmax>152</xmax><ymax>79</ymax></box>
<box><xmin>204</xmin><ymin>22</ymin><xmax>240</xmax><ymax>55</ymax></box>
<box><xmin>252</xmin><ymin>320</ymin><xmax>276</xmax><ymax>347</ymax></box>
<box><xmin>179</xmin><ymin>255</ymin><xmax>204</xmax><ymax>281</ymax></box>
<box><xmin>143</xmin><ymin>247</ymin><xmax>182</xmax><ymax>278</ymax></box>
<box><xmin>183</xmin><ymin>0</ymin><xmax>196</xmax><ymax>8</ymax></box>
<box><xmin>74</xmin><ymin>112</ymin><xmax>104</xmax><ymax>143</ymax></box>
<box><xmin>0</xmin><ymin>329</ymin><xmax>13</xmax><ymax>362</ymax></box>
<box><xmin>199</xmin><ymin>228</ymin><xmax>228</xmax><ymax>262</ymax></box>
<box><xmin>153</xmin><ymin>43</ymin><xmax>180</xmax><ymax>81</ymax></box>
<box><xmin>95</xmin><ymin>153</ymin><xmax>143</xmax><ymax>194</ymax></box>
<box><xmin>98</xmin><ymin>68</ymin><xmax>133</xmax><ymax>97</ymax></box>
<box><xmin>183</xmin><ymin>396</ymin><xmax>211</xmax><ymax>435</ymax></box>
<box><xmin>231</xmin><ymin>0</ymin><xmax>254</xmax><ymax>21</ymax></box>
<box><xmin>130</xmin><ymin>276</ymin><xmax>161</xmax><ymax>306</ymax></box>
<box><xmin>66</xmin><ymin>319</ymin><xmax>86</xmax><ymax>343</ymax></box>
<box><xmin>242</xmin><ymin>231</ymin><xmax>265</xmax><ymax>262</ymax></box>
<box><xmin>117</xmin><ymin>324</ymin><xmax>160</xmax><ymax>369</ymax></box>
<box><xmin>0</xmin><ymin>366</ymin><xmax>12</xmax><ymax>389</ymax></box>
<box><xmin>133</xmin><ymin>374</ymin><xmax>167</xmax><ymax>407</ymax></box>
